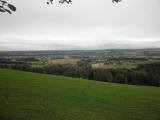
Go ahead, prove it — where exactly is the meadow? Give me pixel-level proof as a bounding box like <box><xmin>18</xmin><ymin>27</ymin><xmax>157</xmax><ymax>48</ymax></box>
<box><xmin>0</xmin><ymin>68</ymin><xmax>160</xmax><ymax>120</ymax></box>
<box><xmin>48</xmin><ymin>58</ymin><xmax>80</xmax><ymax>65</ymax></box>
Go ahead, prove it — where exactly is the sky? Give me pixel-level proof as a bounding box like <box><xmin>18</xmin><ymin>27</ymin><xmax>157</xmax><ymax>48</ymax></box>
<box><xmin>0</xmin><ymin>0</ymin><xmax>160</xmax><ymax>51</ymax></box>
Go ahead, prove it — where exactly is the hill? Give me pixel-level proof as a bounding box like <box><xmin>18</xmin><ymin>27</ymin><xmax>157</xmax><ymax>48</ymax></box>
<box><xmin>0</xmin><ymin>69</ymin><xmax>160</xmax><ymax>120</ymax></box>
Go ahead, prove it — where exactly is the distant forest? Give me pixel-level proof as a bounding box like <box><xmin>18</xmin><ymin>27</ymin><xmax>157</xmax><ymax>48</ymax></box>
<box><xmin>0</xmin><ymin>58</ymin><xmax>160</xmax><ymax>87</ymax></box>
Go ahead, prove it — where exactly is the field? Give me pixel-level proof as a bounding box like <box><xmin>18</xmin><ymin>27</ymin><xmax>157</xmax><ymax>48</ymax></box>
<box><xmin>48</xmin><ymin>58</ymin><xmax>80</xmax><ymax>65</ymax></box>
<box><xmin>91</xmin><ymin>60</ymin><xmax>158</xmax><ymax>69</ymax></box>
<box><xmin>0</xmin><ymin>69</ymin><xmax>160</xmax><ymax>120</ymax></box>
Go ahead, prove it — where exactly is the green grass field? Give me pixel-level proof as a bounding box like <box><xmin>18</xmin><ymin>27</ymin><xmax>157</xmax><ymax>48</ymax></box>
<box><xmin>0</xmin><ymin>69</ymin><xmax>160</xmax><ymax>120</ymax></box>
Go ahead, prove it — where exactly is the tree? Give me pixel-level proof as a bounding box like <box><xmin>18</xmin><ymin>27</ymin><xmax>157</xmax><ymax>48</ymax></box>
<box><xmin>148</xmin><ymin>72</ymin><xmax>160</xmax><ymax>87</ymax></box>
<box><xmin>77</xmin><ymin>59</ymin><xmax>92</xmax><ymax>79</ymax></box>
<box><xmin>106</xmin><ymin>72</ymin><xmax>113</xmax><ymax>82</ymax></box>
<box><xmin>0</xmin><ymin>0</ymin><xmax>122</xmax><ymax>14</ymax></box>
<box><xmin>93</xmin><ymin>69</ymin><xmax>106</xmax><ymax>81</ymax></box>
<box><xmin>115</xmin><ymin>73</ymin><xmax>127</xmax><ymax>84</ymax></box>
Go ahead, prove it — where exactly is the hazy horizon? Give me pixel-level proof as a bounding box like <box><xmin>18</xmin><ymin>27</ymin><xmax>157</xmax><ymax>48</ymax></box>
<box><xmin>0</xmin><ymin>0</ymin><xmax>160</xmax><ymax>51</ymax></box>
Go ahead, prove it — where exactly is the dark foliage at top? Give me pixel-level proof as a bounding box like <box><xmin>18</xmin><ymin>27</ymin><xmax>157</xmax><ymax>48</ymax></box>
<box><xmin>0</xmin><ymin>0</ymin><xmax>122</xmax><ymax>14</ymax></box>
<box><xmin>112</xmin><ymin>0</ymin><xmax>122</xmax><ymax>3</ymax></box>
<box><xmin>0</xmin><ymin>0</ymin><xmax>16</xmax><ymax>14</ymax></box>
<box><xmin>47</xmin><ymin>0</ymin><xmax>122</xmax><ymax>4</ymax></box>
<box><xmin>47</xmin><ymin>0</ymin><xmax>72</xmax><ymax>4</ymax></box>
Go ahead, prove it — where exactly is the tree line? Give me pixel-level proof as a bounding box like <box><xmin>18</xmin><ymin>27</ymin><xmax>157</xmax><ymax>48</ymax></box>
<box><xmin>0</xmin><ymin>58</ymin><xmax>160</xmax><ymax>87</ymax></box>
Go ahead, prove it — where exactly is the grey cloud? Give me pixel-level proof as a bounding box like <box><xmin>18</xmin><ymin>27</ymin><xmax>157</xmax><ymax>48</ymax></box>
<box><xmin>0</xmin><ymin>0</ymin><xmax>160</xmax><ymax>50</ymax></box>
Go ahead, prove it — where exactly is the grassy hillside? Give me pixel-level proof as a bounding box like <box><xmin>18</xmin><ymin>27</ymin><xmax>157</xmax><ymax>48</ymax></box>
<box><xmin>0</xmin><ymin>69</ymin><xmax>160</xmax><ymax>120</ymax></box>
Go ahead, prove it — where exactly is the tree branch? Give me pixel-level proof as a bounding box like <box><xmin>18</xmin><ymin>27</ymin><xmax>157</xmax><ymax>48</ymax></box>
<box><xmin>0</xmin><ymin>0</ymin><xmax>16</xmax><ymax>14</ymax></box>
<box><xmin>0</xmin><ymin>0</ymin><xmax>122</xmax><ymax>14</ymax></box>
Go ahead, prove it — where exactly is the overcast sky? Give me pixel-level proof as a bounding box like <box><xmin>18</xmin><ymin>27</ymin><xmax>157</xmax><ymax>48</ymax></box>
<box><xmin>0</xmin><ymin>0</ymin><xmax>160</xmax><ymax>51</ymax></box>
